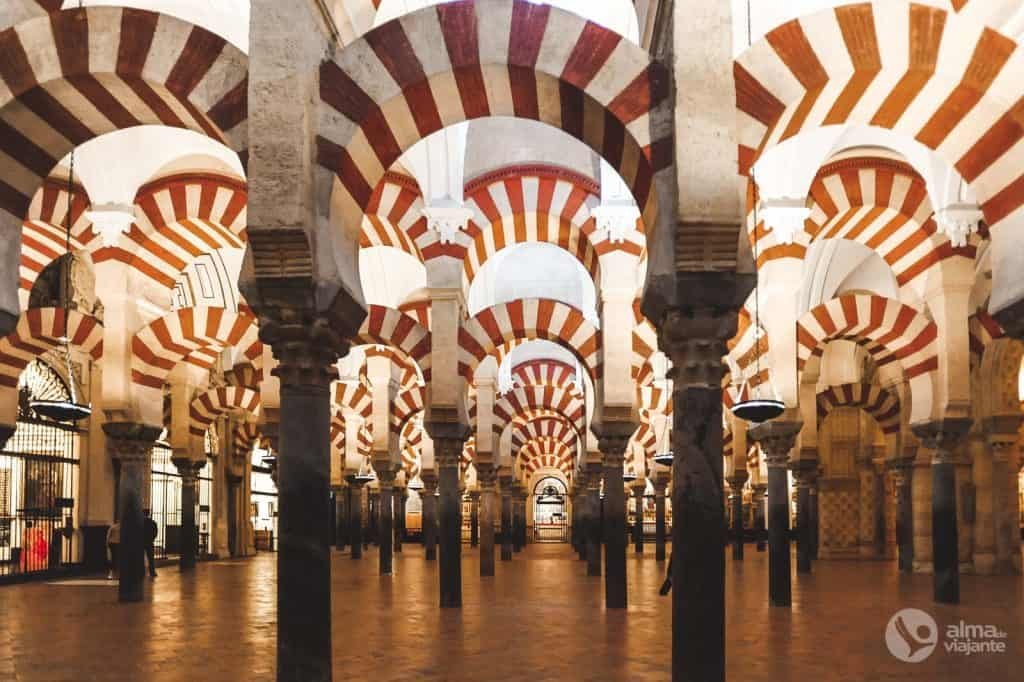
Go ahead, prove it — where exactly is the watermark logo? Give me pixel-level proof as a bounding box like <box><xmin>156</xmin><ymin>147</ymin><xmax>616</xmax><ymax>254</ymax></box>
<box><xmin>886</xmin><ymin>609</ymin><xmax>1009</xmax><ymax>661</ymax></box>
<box><xmin>886</xmin><ymin>609</ymin><xmax>938</xmax><ymax>662</ymax></box>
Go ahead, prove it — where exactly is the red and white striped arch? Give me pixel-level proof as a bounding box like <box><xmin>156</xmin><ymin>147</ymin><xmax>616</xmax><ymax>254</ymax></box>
<box><xmin>0</xmin><ymin>307</ymin><xmax>102</xmax><ymax>389</ymax></box>
<box><xmin>362</xmin><ymin>344</ymin><xmax>422</xmax><ymax>388</ymax></box>
<box><xmin>630</xmin><ymin>421</ymin><xmax>657</xmax><ymax>462</ymax></box>
<box><xmin>816</xmin><ymin>382</ymin><xmax>901</xmax><ymax>436</ymax></box>
<box><xmin>355</xmin><ymin>305</ymin><xmax>432</xmax><ymax>380</ymax></box>
<box><xmin>796</xmin><ymin>294</ymin><xmax>938</xmax><ymax>422</ymax></box>
<box><xmin>233</xmin><ymin>421</ymin><xmax>263</xmax><ymax>457</ymax></box>
<box><xmin>459</xmin><ymin>299</ymin><xmax>601</xmax><ymax>381</ymax></box>
<box><xmin>223</xmin><ymin>361</ymin><xmax>262</xmax><ymax>389</ymax></box>
<box><xmin>400</xmin><ymin>423</ymin><xmax>423</xmax><ymax>477</ymax></box>
<box><xmin>19</xmin><ymin>179</ymin><xmax>96</xmax><ymax>309</ymax></box>
<box><xmin>734</xmin><ymin>3</ymin><xmax>1024</xmax><ymax>233</ymax></box>
<box><xmin>632</xmin><ymin>299</ymin><xmax>658</xmax><ymax>384</ymax></box>
<box><xmin>361</xmin><ymin>172</ymin><xmax>426</xmax><ymax>261</ymax></box>
<box><xmin>493</xmin><ymin>384</ymin><xmax>585</xmax><ymax>440</ymax></box>
<box><xmin>459</xmin><ymin>166</ymin><xmax>606</xmax><ymax>286</ymax></box>
<box><xmin>189</xmin><ymin>386</ymin><xmax>261</xmax><ymax>438</ymax></box>
<box><xmin>315</xmin><ymin>0</ymin><xmax>671</xmax><ymax>281</ymax></box>
<box><xmin>518</xmin><ymin>437</ymin><xmax>575</xmax><ymax>478</ymax></box>
<box><xmin>510</xmin><ymin>415</ymin><xmax>577</xmax><ymax>453</ymax></box>
<box><xmin>510</xmin><ymin>358</ymin><xmax>579</xmax><ymax>392</ymax></box>
<box><xmin>332</xmin><ymin>377</ymin><xmax>373</xmax><ymax>420</ymax></box>
<box><xmin>0</xmin><ymin>7</ymin><xmax>248</xmax><ymax>236</ymax></box>
<box><xmin>118</xmin><ymin>173</ymin><xmax>247</xmax><ymax>291</ymax></box>
<box><xmin>968</xmin><ymin>310</ymin><xmax>1004</xmax><ymax>371</ymax></box>
<box><xmin>131</xmin><ymin>306</ymin><xmax>261</xmax><ymax>390</ymax></box>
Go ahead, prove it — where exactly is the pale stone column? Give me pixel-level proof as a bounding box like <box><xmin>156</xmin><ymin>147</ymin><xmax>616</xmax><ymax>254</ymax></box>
<box><xmin>912</xmin><ymin>420</ymin><xmax>972</xmax><ymax>604</ymax></box>
<box><xmin>104</xmin><ymin>423</ymin><xmax>160</xmax><ymax>603</ymax></box>
<box><xmin>750</xmin><ymin>420</ymin><xmax>802</xmax><ymax>607</ymax></box>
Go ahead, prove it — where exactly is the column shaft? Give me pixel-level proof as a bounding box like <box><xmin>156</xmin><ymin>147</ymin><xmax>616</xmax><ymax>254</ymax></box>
<box><xmin>423</xmin><ymin>478</ymin><xmax>438</xmax><ymax>561</ymax></box>
<box><xmin>394</xmin><ymin>490</ymin><xmax>405</xmax><ymax>554</ymax></box>
<box><xmin>501</xmin><ymin>492</ymin><xmax>512</xmax><ymax>561</ymax></box>
<box><xmin>602</xmin><ymin>454</ymin><xmax>627</xmax><ymax>609</ymax></box>
<box><xmin>632</xmin><ymin>488</ymin><xmax>645</xmax><ymax>554</ymax></box>
<box><xmin>349</xmin><ymin>484</ymin><xmax>363</xmax><ymax>559</ymax></box>
<box><xmin>766</xmin><ymin>462</ymin><xmax>791</xmax><ymax>606</ymax></box>
<box><xmin>654</xmin><ymin>485</ymin><xmax>667</xmax><ymax>562</ymax></box>
<box><xmin>438</xmin><ymin>462</ymin><xmax>462</xmax><ymax>608</ymax></box>
<box><xmin>480</xmin><ymin>487</ymin><xmax>496</xmax><ymax>576</ymax></box>
<box><xmin>175</xmin><ymin>460</ymin><xmax>202</xmax><ymax>571</ymax></box>
<box><xmin>470</xmin><ymin>493</ymin><xmax>479</xmax><ymax>547</ymax></box>
<box><xmin>378</xmin><ymin>480</ymin><xmax>394</xmax><ymax>576</ymax></box>
<box><xmin>895</xmin><ymin>467</ymin><xmax>914</xmax><ymax>573</ymax></box>
<box><xmin>586</xmin><ymin>485</ymin><xmax>601</xmax><ymax>576</ymax></box>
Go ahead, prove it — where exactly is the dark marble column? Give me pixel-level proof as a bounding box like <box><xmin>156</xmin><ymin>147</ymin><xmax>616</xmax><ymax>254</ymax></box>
<box><xmin>430</xmin><ymin>425</ymin><xmax>469</xmax><ymax>609</ymax></box>
<box><xmin>261</xmin><ymin>314</ymin><xmax>344</xmax><ymax>682</ymax></box>
<box><xmin>173</xmin><ymin>458</ymin><xmax>205</xmax><ymax>571</ymax></box>
<box><xmin>349</xmin><ymin>480</ymin><xmax>365</xmax><ymax>559</ymax></box>
<box><xmin>375</xmin><ymin>469</ymin><xmax>395</xmax><ymax>576</ymax></box>
<box><xmin>104</xmin><ymin>423</ymin><xmax>160</xmax><ymax>603</ymax></box>
<box><xmin>469</xmin><ymin>491</ymin><xmax>480</xmax><ymax>547</ymax></box>
<box><xmin>789</xmin><ymin>461</ymin><xmax>817</xmax><ymax>574</ymax></box>
<box><xmin>477</xmin><ymin>464</ymin><xmax>496</xmax><ymax>576</ymax></box>
<box><xmin>422</xmin><ymin>472</ymin><xmax>438</xmax><ymax>560</ymax></box>
<box><xmin>585</xmin><ymin>466</ymin><xmax>602</xmax><ymax>576</ymax></box>
<box><xmin>653</xmin><ymin>477</ymin><xmax>668</xmax><ymax>562</ymax></box>
<box><xmin>367</xmin><ymin>490</ymin><xmax>380</xmax><ymax>546</ymax></box>
<box><xmin>751</xmin><ymin>483</ymin><xmax>767</xmax><ymax>551</ymax></box>
<box><xmin>512</xmin><ymin>486</ymin><xmax>524</xmax><ymax>552</ymax></box>
<box><xmin>913</xmin><ymin>420</ymin><xmax>971</xmax><ymax>604</ymax></box>
<box><xmin>500</xmin><ymin>473</ymin><xmax>513</xmax><ymax>561</ymax></box>
<box><xmin>631</xmin><ymin>484</ymin><xmax>645</xmax><ymax>554</ymax></box>
<box><xmin>394</xmin><ymin>486</ymin><xmax>405</xmax><ymax>554</ymax></box>
<box><xmin>727</xmin><ymin>471</ymin><xmax>749</xmax><ymax>561</ymax></box>
<box><xmin>332</xmin><ymin>485</ymin><xmax>346</xmax><ymax>551</ymax></box>
<box><xmin>594</xmin><ymin>424</ymin><xmax>633</xmax><ymax>610</ymax></box>
<box><xmin>888</xmin><ymin>458</ymin><xmax>914</xmax><ymax>573</ymax></box>
<box><xmin>749</xmin><ymin>420</ymin><xmax>801</xmax><ymax>608</ymax></box>
<box><xmin>809</xmin><ymin>474</ymin><xmax>819</xmax><ymax>560</ymax></box>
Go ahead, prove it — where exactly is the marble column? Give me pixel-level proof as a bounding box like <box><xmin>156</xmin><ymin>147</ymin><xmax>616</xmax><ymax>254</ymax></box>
<box><xmin>631</xmin><ymin>483</ymin><xmax>646</xmax><ymax>554</ymax></box>
<box><xmin>595</xmin><ymin>425</ymin><xmax>632</xmax><ymax>609</ymax></box>
<box><xmin>790</xmin><ymin>461</ymin><xmax>817</xmax><ymax>573</ymax></box>
<box><xmin>499</xmin><ymin>472</ymin><xmax>513</xmax><ymax>561</ymax></box>
<box><xmin>104</xmin><ymin>423</ymin><xmax>160</xmax><ymax>603</ymax></box>
<box><xmin>585</xmin><ymin>466</ymin><xmax>602</xmax><ymax>576</ymax></box>
<box><xmin>727</xmin><ymin>471</ymin><xmax>748</xmax><ymax>561</ymax></box>
<box><xmin>749</xmin><ymin>420</ymin><xmax>801</xmax><ymax>607</ymax></box>
<box><xmin>376</xmin><ymin>469</ymin><xmax>396</xmax><ymax>576</ymax></box>
<box><xmin>394</xmin><ymin>486</ymin><xmax>405</xmax><ymax>554</ymax></box>
<box><xmin>477</xmin><ymin>464</ymin><xmax>496</xmax><ymax>576</ymax></box>
<box><xmin>367</xmin><ymin>490</ymin><xmax>379</xmax><ymax>546</ymax></box>
<box><xmin>512</xmin><ymin>486</ymin><xmax>525</xmax><ymax>552</ymax></box>
<box><xmin>349</xmin><ymin>480</ymin><xmax>365</xmax><ymax>559</ymax></box>
<box><xmin>913</xmin><ymin>419</ymin><xmax>971</xmax><ymax>604</ymax></box>
<box><xmin>268</xmin><ymin>327</ymin><xmax>340</xmax><ymax>682</ymax></box>
<box><xmin>809</xmin><ymin>472</ymin><xmax>820</xmax><ymax>560</ymax></box>
<box><xmin>751</xmin><ymin>483</ymin><xmax>767</xmax><ymax>552</ymax></box>
<box><xmin>173</xmin><ymin>458</ymin><xmax>205</xmax><ymax>571</ymax></box>
<box><xmin>653</xmin><ymin>477</ymin><xmax>668</xmax><ymax>562</ymax></box>
<box><xmin>432</xmin><ymin>427</ymin><xmax>469</xmax><ymax>608</ymax></box>
<box><xmin>569</xmin><ymin>488</ymin><xmax>582</xmax><ymax>556</ymax></box>
<box><xmin>888</xmin><ymin>458</ymin><xmax>914</xmax><ymax>573</ymax></box>
<box><xmin>986</xmin><ymin>421</ymin><xmax>1021</xmax><ymax>573</ymax></box>
<box><xmin>422</xmin><ymin>472</ymin><xmax>438</xmax><ymax>561</ymax></box>
<box><xmin>469</xmin><ymin>491</ymin><xmax>480</xmax><ymax>547</ymax></box>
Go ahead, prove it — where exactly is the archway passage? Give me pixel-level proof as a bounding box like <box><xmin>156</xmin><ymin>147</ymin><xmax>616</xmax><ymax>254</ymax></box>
<box><xmin>532</xmin><ymin>475</ymin><xmax>568</xmax><ymax>543</ymax></box>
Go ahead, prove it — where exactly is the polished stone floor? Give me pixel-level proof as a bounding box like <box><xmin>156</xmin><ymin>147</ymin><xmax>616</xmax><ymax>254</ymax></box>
<box><xmin>0</xmin><ymin>543</ymin><xmax>1021</xmax><ymax>680</ymax></box>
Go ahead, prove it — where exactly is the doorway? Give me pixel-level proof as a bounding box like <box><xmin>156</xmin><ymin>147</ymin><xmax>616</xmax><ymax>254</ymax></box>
<box><xmin>532</xmin><ymin>477</ymin><xmax>567</xmax><ymax>543</ymax></box>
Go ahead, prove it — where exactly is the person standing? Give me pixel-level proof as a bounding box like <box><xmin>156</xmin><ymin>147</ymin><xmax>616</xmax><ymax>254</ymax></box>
<box><xmin>106</xmin><ymin>521</ymin><xmax>120</xmax><ymax>580</ymax></box>
<box><xmin>143</xmin><ymin>510</ymin><xmax>158</xmax><ymax>578</ymax></box>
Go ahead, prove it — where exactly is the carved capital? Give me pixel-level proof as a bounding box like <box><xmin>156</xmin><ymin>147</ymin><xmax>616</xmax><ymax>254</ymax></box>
<box><xmin>727</xmin><ymin>470</ymin><xmax>750</xmax><ymax>492</ymax></box>
<box><xmin>911</xmin><ymin>418</ymin><xmax>971</xmax><ymax>465</ymax></box>
<box><xmin>421</xmin><ymin>471</ymin><xmax>439</xmax><ymax>495</ymax></box>
<box><xmin>886</xmin><ymin>458</ymin><xmax>914</xmax><ymax>487</ymax></box>
<box><xmin>750</xmin><ymin>482</ymin><xmax>767</xmax><ymax>500</ymax></box>
<box><xmin>374</xmin><ymin>465</ymin><xmax>397</xmax><ymax>486</ymax></box>
<box><xmin>475</xmin><ymin>462</ymin><xmax>496</xmax><ymax>488</ymax></box>
<box><xmin>592</xmin><ymin>420</ymin><xmax>635</xmax><ymax>465</ymax></box>
<box><xmin>172</xmin><ymin>458</ymin><xmax>205</xmax><ymax>483</ymax></box>
<box><xmin>748</xmin><ymin>420</ymin><xmax>802</xmax><ymax>466</ymax></box>
<box><xmin>258</xmin><ymin>305</ymin><xmax>347</xmax><ymax>387</ymax></box>
<box><xmin>788</xmin><ymin>459</ymin><xmax>818</xmax><ymax>487</ymax></box>
<box><xmin>103</xmin><ymin>422</ymin><xmax>162</xmax><ymax>463</ymax></box>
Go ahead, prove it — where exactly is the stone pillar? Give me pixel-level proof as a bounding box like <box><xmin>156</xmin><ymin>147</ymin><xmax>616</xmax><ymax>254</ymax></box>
<box><xmin>173</xmin><ymin>458</ymin><xmax>204</xmax><ymax>571</ymax></box>
<box><xmin>367</xmin><ymin>490</ymin><xmax>379</xmax><ymax>546</ymax></box>
<box><xmin>856</xmin><ymin>455</ymin><xmax>880</xmax><ymax>559</ymax></box>
<box><xmin>809</xmin><ymin>472</ymin><xmax>820</xmax><ymax>560</ymax></box>
<box><xmin>790</xmin><ymin>461</ymin><xmax>817</xmax><ymax>573</ymax></box>
<box><xmin>912</xmin><ymin>448</ymin><xmax>933</xmax><ymax>572</ymax></box>
<box><xmin>376</xmin><ymin>470</ymin><xmax>396</xmax><ymax>576</ymax></box>
<box><xmin>422</xmin><ymin>472</ymin><xmax>438</xmax><ymax>561</ymax></box>
<box><xmin>349</xmin><ymin>480</ymin><xmax>365</xmax><ymax>559</ymax></box>
<box><xmin>332</xmin><ymin>486</ymin><xmax>346</xmax><ymax>551</ymax></box>
<box><xmin>913</xmin><ymin>419</ymin><xmax>971</xmax><ymax>604</ymax></box>
<box><xmin>477</xmin><ymin>464</ymin><xmax>496</xmax><ymax>576</ymax></box>
<box><xmin>104</xmin><ymin>423</ymin><xmax>160</xmax><ymax>603</ymax></box>
<box><xmin>512</xmin><ymin>486</ymin><xmax>525</xmax><ymax>552</ymax></box>
<box><xmin>499</xmin><ymin>472</ymin><xmax>513</xmax><ymax>561</ymax></box>
<box><xmin>585</xmin><ymin>465</ymin><xmax>602</xmax><ymax>576</ymax></box>
<box><xmin>469</xmin><ymin>490</ymin><xmax>480</xmax><ymax>548</ymax></box>
<box><xmin>749</xmin><ymin>421</ymin><xmax>801</xmax><ymax>607</ymax></box>
<box><xmin>653</xmin><ymin>476</ymin><xmax>668</xmax><ymax>562</ymax></box>
<box><xmin>631</xmin><ymin>483</ymin><xmax>646</xmax><ymax>554</ymax></box>
<box><xmin>888</xmin><ymin>459</ymin><xmax>914</xmax><ymax>573</ymax></box>
<box><xmin>432</xmin><ymin>427</ymin><xmax>469</xmax><ymax>609</ymax></box>
<box><xmin>569</xmin><ymin>488</ymin><xmax>582</xmax><ymax>556</ymax></box>
<box><xmin>394</xmin><ymin>485</ymin><xmax>406</xmax><ymax>554</ymax></box>
<box><xmin>986</xmin><ymin>419</ymin><xmax>1021</xmax><ymax>573</ymax></box>
<box><xmin>751</xmin><ymin>483</ymin><xmax>767</xmax><ymax>551</ymax></box>
<box><xmin>726</xmin><ymin>472</ymin><xmax>748</xmax><ymax>561</ymax></box>
<box><xmin>595</xmin><ymin>425</ymin><xmax>632</xmax><ymax>609</ymax></box>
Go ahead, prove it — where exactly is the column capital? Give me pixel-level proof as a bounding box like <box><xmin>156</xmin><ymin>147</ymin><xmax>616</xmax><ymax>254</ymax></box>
<box><xmin>375</xmin><ymin>466</ymin><xmax>397</xmax><ymax>486</ymax></box>
<box><xmin>748</xmin><ymin>419</ymin><xmax>802</xmax><ymax>466</ymax></box>
<box><xmin>426</xmin><ymin>421</ymin><xmax>471</xmax><ymax>469</ymax></box>
<box><xmin>421</xmin><ymin>471</ymin><xmax>439</xmax><ymax>495</ymax></box>
<box><xmin>885</xmin><ymin>458</ymin><xmax>914</xmax><ymax>486</ymax></box>
<box><xmin>911</xmin><ymin>418</ymin><xmax>972</xmax><ymax>464</ymax></box>
<box><xmin>787</xmin><ymin>459</ymin><xmax>817</xmax><ymax>487</ymax></box>
<box><xmin>172</xmin><ymin>458</ymin><xmax>205</xmax><ymax>481</ymax></box>
<box><xmin>726</xmin><ymin>470</ymin><xmax>750</xmax><ymax>490</ymax></box>
<box><xmin>475</xmin><ymin>462</ymin><xmax>496</xmax><ymax>487</ymax></box>
<box><xmin>258</xmin><ymin>305</ymin><xmax>350</xmax><ymax>387</ymax></box>
<box><xmin>750</xmin><ymin>482</ymin><xmax>767</xmax><ymax>499</ymax></box>
<box><xmin>592</xmin><ymin>420</ymin><xmax>635</xmax><ymax>464</ymax></box>
<box><xmin>652</xmin><ymin>477</ymin><xmax>668</xmax><ymax>496</ymax></box>
<box><xmin>103</xmin><ymin>422</ymin><xmax>162</xmax><ymax>462</ymax></box>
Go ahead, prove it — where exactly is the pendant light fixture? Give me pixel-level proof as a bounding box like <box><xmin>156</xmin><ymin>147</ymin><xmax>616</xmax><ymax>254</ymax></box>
<box><xmin>30</xmin><ymin>148</ymin><xmax>92</xmax><ymax>423</ymax></box>
<box><xmin>622</xmin><ymin>469</ymin><xmax>638</xmax><ymax>483</ymax></box>
<box><xmin>730</xmin><ymin>177</ymin><xmax>784</xmax><ymax>424</ymax></box>
<box><xmin>354</xmin><ymin>455</ymin><xmax>375</xmax><ymax>482</ymax></box>
<box><xmin>407</xmin><ymin>476</ymin><xmax>424</xmax><ymax>491</ymax></box>
<box><xmin>653</xmin><ymin>414</ymin><xmax>674</xmax><ymax>466</ymax></box>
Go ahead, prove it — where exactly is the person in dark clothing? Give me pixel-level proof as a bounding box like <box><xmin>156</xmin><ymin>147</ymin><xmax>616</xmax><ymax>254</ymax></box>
<box><xmin>143</xmin><ymin>510</ymin><xmax>158</xmax><ymax>578</ymax></box>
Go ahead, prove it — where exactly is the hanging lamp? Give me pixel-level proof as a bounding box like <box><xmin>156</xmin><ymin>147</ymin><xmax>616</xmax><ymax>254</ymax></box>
<box><xmin>622</xmin><ymin>469</ymin><xmax>638</xmax><ymax>483</ymax></box>
<box><xmin>31</xmin><ymin>148</ymin><xmax>92</xmax><ymax>423</ymax></box>
<box><xmin>354</xmin><ymin>455</ymin><xmax>375</xmax><ymax>482</ymax></box>
<box><xmin>653</xmin><ymin>416</ymin><xmax>674</xmax><ymax>466</ymax></box>
<box><xmin>730</xmin><ymin>178</ymin><xmax>784</xmax><ymax>424</ymax></box>
<box><xmin>407</xmin><ymin>476</ymin><xmax>424</xmax><ymax>491</ymax></box>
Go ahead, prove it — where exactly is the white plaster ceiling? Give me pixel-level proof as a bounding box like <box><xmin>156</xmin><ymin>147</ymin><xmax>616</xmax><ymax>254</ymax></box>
<box><xmin>359</xmin><ymin>247</ymin><xmax>427</xmax><ymax>309</ymax></box>
<box><xmin>62</xmin><ymin>0</ymin><xmax>250</xmax><ymax>50</ymax></box>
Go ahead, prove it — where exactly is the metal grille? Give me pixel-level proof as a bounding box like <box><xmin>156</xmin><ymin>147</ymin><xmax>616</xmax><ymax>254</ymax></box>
<box><xmin>149</xmin><ymin>445</ymin><xmax>215</xmax><ymax>559</ymax></box>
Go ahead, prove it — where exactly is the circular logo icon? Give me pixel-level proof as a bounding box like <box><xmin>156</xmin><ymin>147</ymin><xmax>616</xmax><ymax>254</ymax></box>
<box><xmin>886</xmin><ymin>608</ymin><xmax>938</xmax><ymax>662</ymax></box>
